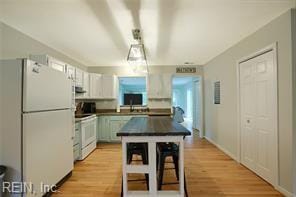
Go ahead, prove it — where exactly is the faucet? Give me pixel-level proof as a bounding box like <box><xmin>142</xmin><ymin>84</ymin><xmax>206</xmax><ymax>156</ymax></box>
<box><xmin>129</xmin><ymin>100</ymin><xmax>134</xmax><ymax>112</ymax></box>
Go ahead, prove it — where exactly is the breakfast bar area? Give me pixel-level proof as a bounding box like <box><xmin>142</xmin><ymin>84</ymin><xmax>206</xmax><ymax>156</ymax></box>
<box><xmin>117</xmin><ymin>117</ymin><xmax>191</xmax><ymax>197</ymax></box>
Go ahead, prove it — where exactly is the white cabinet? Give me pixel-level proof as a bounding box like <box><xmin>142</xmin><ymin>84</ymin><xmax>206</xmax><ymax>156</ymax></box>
<box><xmin>83</xmin><ymin>72</ymin><xmax>90</xmax><ymax>98</ymax></box>
<box><xmin>89</xmin><ymin>74</ymin><xmax>117</xmax><ymax>99</ymax></box>
<box><xmin>75</xmin><ymin>68</ymin><xmax>83</xmax><ymax>88</ymax></box>
<box><xmin>49</xmin><ymin>58</ymin><xmax>67</xmax><ymax>73</ymax></box>
<box><xmin>102</xmin><ymin>75</ymin><xmax>117</xmax><ymax>99</ymax></box>
<box><xmin>162</xmin><ymin>74</ymin><xmax>172</xmax><ymax>98</ymax></box>
<box><xmin>66</xmin><ymin>65</ymin><xmax>76</xmax><ymax>80</ymax></box>
<box><xmin>29</xmin><ymin>54</ymin><xmax>66</xmax><ymax>73</ymax></box>
<box><xmin>148</xmin><ymin>74</ymin><xmax>172</xmax><ymax>98</ymax></box>
<box><xmin>76</xmin><ymin>73</ymin><xmax>117</xmax><ymax>99</ymax></box>
<box><xmin>89</xmin><ymin>73</ymin><xmax>102</xmax><ymax>98</ymax></box>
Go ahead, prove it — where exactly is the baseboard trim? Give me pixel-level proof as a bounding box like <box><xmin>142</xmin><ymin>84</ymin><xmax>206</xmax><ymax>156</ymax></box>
<box><xmin>204</xmin><ymin>137</ymin><xmax>295</xmax><ymax>197</ymax></box>
<box><xmin>274</xmin><ymin>185</ymin><xmax>294</xmax><ymax>197</ymax></box>
<box><xmin>204</xmin><ymin>136</ymin><xmax>237</xmax><ymax>161</ymax></box>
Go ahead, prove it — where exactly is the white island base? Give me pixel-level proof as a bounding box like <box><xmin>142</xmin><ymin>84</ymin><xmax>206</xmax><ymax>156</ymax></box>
<box><xmin>121</xmin><ymin>136</ymin><xmax>185</xmax><ymax>197</ymax></box>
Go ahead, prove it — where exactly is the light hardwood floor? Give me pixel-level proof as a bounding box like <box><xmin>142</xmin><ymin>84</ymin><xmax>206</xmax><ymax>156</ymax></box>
<box><xmin>53</xmin><ymin>133</ymin><xmax>283</xmax><ymax>196</ymax></box>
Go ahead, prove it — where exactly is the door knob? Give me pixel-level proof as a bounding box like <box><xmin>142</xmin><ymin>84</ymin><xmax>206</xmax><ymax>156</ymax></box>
<box><xmin>247</xmin><ymin>119</ymin><xmax>250</xmax><ymax>123</ymax></box>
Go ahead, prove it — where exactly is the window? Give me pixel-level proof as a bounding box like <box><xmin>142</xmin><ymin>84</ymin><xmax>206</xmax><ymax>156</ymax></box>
<box><xmin>119</xmin><ymin>77</ymin><xmax>147</xmax><ymax>106</ymax></box>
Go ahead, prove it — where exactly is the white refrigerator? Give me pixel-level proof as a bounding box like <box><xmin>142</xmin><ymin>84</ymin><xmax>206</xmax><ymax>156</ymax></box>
<box><xmin>0</xmin><ymin>59</ymin><xmax>74</xmax><ymax>197</ymax></box>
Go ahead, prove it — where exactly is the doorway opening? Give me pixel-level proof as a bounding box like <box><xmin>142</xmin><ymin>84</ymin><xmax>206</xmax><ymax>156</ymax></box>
<box><xmin>172</xmin><ymin>76</ymin><xmax>202</xmax><ymax>137</ymax></box>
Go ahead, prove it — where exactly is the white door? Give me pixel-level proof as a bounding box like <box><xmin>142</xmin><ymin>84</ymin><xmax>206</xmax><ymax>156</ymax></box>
<box><xmin>239</xmin><ymin>50</ymin><xmax>277</xmax><ymax>185</ymax></box>
<box><xmin>23</xmin><ymin>110</ymin><xmax>73</xmax><ymax>197</ymax></box>
<box><xmin>23</xmin><ymin>60</ymin><xmax>72</xmax><ymax>112</ymax></box>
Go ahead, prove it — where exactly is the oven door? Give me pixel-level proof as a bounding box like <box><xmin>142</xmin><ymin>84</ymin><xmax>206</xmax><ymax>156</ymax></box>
<box><xmin>81</xmin><ymin>117</ymin><xmax>97</xmax><ymax>148</ymax></box>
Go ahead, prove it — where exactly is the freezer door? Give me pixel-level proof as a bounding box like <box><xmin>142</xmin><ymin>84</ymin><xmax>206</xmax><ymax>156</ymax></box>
<box><xmin>23</xmin><ymin>110</ymin><xmax>73</xmax><ymax>197</ymax></box>
<box><xmin>23</xmin><ymin>60</ymin><xmax>72</xmax><ymax>112</ymax></box>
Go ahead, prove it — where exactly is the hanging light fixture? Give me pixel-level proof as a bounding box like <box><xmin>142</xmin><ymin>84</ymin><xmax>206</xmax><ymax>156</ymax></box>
<box><xmin>127</xmin><ymin>29</ymin><xmax>148</xmax><ymax>73</ymax></box>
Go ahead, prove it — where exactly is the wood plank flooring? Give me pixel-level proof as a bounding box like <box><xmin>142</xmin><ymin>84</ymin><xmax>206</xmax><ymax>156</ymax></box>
<box><xmin>53</xmin><ymin>133</ymin><xmax>283</xmax><ymax>196</ymax></box>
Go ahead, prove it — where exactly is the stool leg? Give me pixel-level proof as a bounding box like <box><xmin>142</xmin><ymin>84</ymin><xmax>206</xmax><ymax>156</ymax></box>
<box><xmin>184</xmin><ymin>172</ymin><xmax>188</xmax><ymax>197</ymax></box>
<box><xmin>127</xmin><ymin>151</ymin><xmax>132</xmax><ymax>164</ymax></box>
<box><xmin>141</xmin><ymin>151</ymin><xmax>149</xmax><ymax>190</ymax></box>
<box><xmin>121</xmin><ymin>177</ymin><xmax>123</xmax><ymax>197</ymax></box>
<box><xmin>173</xmin><ymin>155</ymin><xmax>179</xmax><ymax>180</ymax></box>
<box><xmin>158</xmin><ymin>155</ymin><xmax>165</xmax><ymax>190</ymax></box>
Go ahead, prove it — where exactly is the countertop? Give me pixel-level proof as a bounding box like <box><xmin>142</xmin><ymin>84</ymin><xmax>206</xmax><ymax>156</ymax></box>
<box><xmin>117</xmin><ymin>116</ymin><xmax>191</xmax><ymax>137</ymax></box>
<box><xmin>75</xmin><ymin>111</ymin><xmax>172</xmax><ymax>122</ymax></box>
<box><xmin>76</xmin><ymin>111</ymin><xmax>172</xmax><ymax>117</ymax></box>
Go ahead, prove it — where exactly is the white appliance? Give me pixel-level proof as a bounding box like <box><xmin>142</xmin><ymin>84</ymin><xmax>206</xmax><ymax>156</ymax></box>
<box><xmin>0</xmin><ymin>59</ymin><xmax>73</xmax><ymax>197</ymax></box>
<box><xmin>76</xmin><ymin>115</ymin><xmax>97</xmax><ymax>160</ymax></box>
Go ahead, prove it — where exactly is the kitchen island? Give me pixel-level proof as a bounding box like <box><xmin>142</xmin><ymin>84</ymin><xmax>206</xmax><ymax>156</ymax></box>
<box><xmin>117</xmin><ymin>116</ymin><xmax>191</xmax><ymax>197</ymax></box>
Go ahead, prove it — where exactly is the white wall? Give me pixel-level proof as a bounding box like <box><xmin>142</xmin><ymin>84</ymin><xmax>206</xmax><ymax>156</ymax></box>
<box><xmin>204</xmin><ymin>9</ymin><xmax>294</xmax><ymax>193</ymax></box>
<box><xmin>0</xmin><ymin>22</ymin><xmax>87</xmax><ymax>70</ymax></box>
<box><xmin>292</xmin><ymin>8</ymin><xmax>296</xmax><ymax>196</ymax></box>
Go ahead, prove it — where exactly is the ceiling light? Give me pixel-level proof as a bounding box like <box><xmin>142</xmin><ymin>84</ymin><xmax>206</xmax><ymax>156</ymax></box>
<box><xmin>127</xmin><ymin>29</ymin><xmax>148</xmax><ymax>73</ymax></box>
<box><xmin>127</xmin><ymin>44</ymin><xmax>146</xmax><ymax>63</ymax></box>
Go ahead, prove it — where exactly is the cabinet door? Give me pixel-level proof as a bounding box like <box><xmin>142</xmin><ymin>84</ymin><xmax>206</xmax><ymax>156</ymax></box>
<box><xmin>109</xmin><ymin>120</ymin><xmax>122</xmax><ymax>142</ymax></box>
<box><xmin>100</xmin><ymin>117</ymin><xmax>110</xmax><ymax>142</ymax></box>
<box><xmin>67</xmin><ymin>65</ymin><xmax>76</xmax><ymax>80</ymax></box>
<box><xmin>49</xmin><ymin>58</ymin><xmax>67</xmax><ymax>73</ymax></box>
<box><xmin>90</xmin><ymin>73</ymin><xmax>102</xmax><ymax>98</ymax></box>
<box><xmin>102</xmin><ymin>75</ymin><xmax>116</xmax><ymax>99</ymax></box>
<box><xmin>83</xmin><ymin>72</ymin><xmax>90</xmax><ymax>98</ymax></box>
<box><xmin>148</xmin><ymin>74</ymin><xmax>161</xmax><ymax>98</ymax></box>
<box><xmin>75</xmin><ymin>68</ymin><xmax>83</xmax><ymax>87</ymax></box>
<box><xmin>161</xmin><ymin>74</ymin><xmax>172</xmax><ymax>98</ymax></box>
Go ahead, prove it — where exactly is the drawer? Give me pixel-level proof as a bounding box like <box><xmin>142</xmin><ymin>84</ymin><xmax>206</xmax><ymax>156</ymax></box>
<box><xmin>80</xmin><ymin>141</ymin><xmax>97</xmax><ymax>160</ymax></box>
<box><xmin>73</xmin><ymin>144</ymin><xmax>80</xmax><ymax>162</ymax></box>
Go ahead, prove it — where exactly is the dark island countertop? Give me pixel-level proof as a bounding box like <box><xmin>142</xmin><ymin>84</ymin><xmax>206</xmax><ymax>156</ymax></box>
<box><xmin>117</xmin><ymin>116</ymin><xmax>191</xmax><ymax>137</ymax></box>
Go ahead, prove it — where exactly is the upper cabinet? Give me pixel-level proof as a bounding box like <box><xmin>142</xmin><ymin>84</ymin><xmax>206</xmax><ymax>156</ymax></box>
<box><xmin>75</xmin><ymin>68</ymin><xmax>84</xmax><ymax>88</ymax></box>
<box><xmin>102</xmin><ymin>75</ymin><xmax>117</xmax><ymax>99</ymax></box>
<box><xmin>66</xmin><ymin>65</ymin><xmax>76</xmax><ymax>80</ymax></box>
<box><xmin>83</xmin><ymin>72</ymin><xmax>90</xmax><ymax>98</ymax></box>
<box><xmin>89</xmin><ymin>73</ymin><xmax>102</xmax><ymax>98</ymax></box>
<box><xmin>148</xmin><ymin>74</ymin><xmax>172</xmax><ymax>99</ymax></box>
<box><xmin>29</xmin><ymin>55</ymin><xmax>67</xmax><ymax>73</ymax></box>
<box><xmin>48</xmin><ymin>58</ymin><xmax>67</xmax><ymax>73</ymax></box>
<box><xmin>77</xmin><ymin>73</ymin><xmax>117</xmax><ymax>99</ymax></box>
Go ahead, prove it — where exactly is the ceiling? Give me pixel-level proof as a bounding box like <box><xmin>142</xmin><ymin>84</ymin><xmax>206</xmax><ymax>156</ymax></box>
<box><xmin>0</xmin><ymin>0</ymin><xmax>294</xmax><ymax>67</ymax></box>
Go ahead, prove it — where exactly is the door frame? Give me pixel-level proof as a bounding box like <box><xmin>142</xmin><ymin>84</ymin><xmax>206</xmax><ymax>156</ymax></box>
<box><xmin>171</xmin><ymin>75</ymin><xmax>204</xmax><ymax>138</ymax></box>
<box><xmin>193</xmin><ymin>78</ymin><xmax>204</xmax><ymax>138</ymax></box>
<box><xmin>236</xmin><ymin>43</ymin><xmax>279</xmax><ymax>187</ymax></box>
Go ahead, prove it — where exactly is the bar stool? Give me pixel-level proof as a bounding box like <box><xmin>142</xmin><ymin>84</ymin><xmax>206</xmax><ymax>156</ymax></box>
<box><xmin>157</xmin><ymin>143</ymin><xmax>179</xmax><ymax>190</ymax></box>
<box><xmin>126</xmin><ymin>143</ymin><xmax>149</xmax><ymax>190</ymax></box>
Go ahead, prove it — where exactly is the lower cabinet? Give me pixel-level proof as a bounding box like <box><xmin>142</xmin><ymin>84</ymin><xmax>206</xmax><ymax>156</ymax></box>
<box><xmin>97</xmin><ymin>116</ymin><xmax>110</xmax><ymax>142</ymax></box>
<box><xmin>97</xmin><ymin>115</ymin><xmax>145</xmax><ymax>142</ymax></box>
